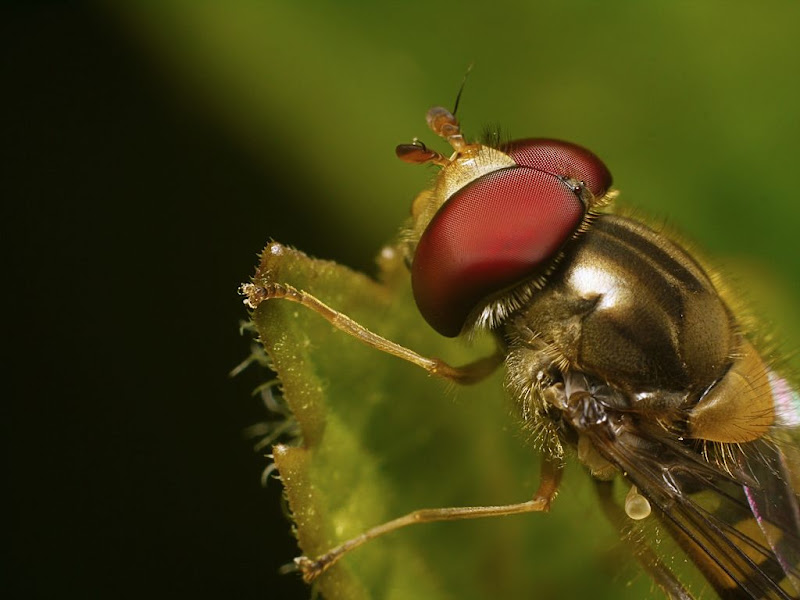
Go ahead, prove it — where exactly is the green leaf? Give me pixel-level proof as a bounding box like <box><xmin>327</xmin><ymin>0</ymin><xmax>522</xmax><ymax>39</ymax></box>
<box><xmin>248</xmin><ymin>242</ymin><xmax>654</xmax><ymax>599</ymax></box>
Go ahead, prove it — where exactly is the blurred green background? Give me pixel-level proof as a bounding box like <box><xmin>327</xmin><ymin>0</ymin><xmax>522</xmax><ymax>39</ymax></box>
<box><xmin>6</xmin><ymin>1</ymin><xmax>800</xmax><ymax>599</ymax></box>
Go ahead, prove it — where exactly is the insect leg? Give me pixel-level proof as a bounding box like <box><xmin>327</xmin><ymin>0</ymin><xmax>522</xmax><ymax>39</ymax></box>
<box><xmin>594</xmin><ymin>479</ymin><xmax>695</xmax><ymax>600</ymax></box>
<box><xmin>294</xmin><ymin>456</ymin><xmax>564</xmax><ymax>583</ymax></box>
<box><xmin>240</xmin><ymin>282</ymin><xmax>502</xmax><ymax>384</ymax></box>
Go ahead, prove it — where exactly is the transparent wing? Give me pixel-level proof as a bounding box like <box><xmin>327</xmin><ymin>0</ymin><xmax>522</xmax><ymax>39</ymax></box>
<box><xmin>743</xmin><ymin>427</ymin><xmax>800</xmax><ymax>596</ymax></box>
<box><xmin>588</xmin><ymin>411</ymin><xmax>800</xmax><ymax>599</ymax></box>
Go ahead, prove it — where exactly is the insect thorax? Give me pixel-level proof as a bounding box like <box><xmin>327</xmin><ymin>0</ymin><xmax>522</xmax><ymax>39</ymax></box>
<box><xmin>500</xmin><ymin>213</ymin><xmax>776</xmax><ymax>468</ymax></box>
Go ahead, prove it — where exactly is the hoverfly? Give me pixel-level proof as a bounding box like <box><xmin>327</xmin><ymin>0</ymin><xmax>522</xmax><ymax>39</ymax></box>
<box><xmin>242</xmin><ymin>105</ymin><xmax>800</xmax><ymax>599</ymax></box>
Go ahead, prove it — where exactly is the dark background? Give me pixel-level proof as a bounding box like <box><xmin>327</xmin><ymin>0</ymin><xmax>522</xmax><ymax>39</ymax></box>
<box><xmin>6</xmin><ymin>5</ymin><xmax>312</xmax><ymax>599</ymax></box>
<box><xmin>6</xmin><ymin>2</ymin><xmax>800</xmax><ymax>599</ymax></box>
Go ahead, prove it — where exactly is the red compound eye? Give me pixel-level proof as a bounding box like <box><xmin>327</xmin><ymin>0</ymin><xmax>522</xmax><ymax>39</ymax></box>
<box><xmin>412</xmin><ymin>139</ymin><xmax>610</xmax><ymax>337</ymax></box>
<box><xmin>504</xmin><ymin>138</ymin><xmax>612</xmax><ymax>197</ymax></box>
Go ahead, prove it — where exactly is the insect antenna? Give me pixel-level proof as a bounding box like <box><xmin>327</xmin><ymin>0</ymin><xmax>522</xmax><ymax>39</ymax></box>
<box><xmin>451</xmin><ymin>62</ymin><xmax>474</xmax><ymax>117</ymax></box>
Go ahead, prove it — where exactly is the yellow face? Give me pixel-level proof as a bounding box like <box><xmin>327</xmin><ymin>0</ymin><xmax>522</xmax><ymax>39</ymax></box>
<box><xmin>408</xmin><ymin>143</ymin><xmax>516</xmax><ymax>245</ymax></box>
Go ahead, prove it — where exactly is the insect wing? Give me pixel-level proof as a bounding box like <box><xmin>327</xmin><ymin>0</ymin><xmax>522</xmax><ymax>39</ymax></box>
<box><xmin>744</xmin><ymin>394</ymin><xmax>800</xmax><ymax>598</ymax></box>
<box><xmin>588</xmin><ymin>398</ymin><xmax>800</xmax><ymax>599</ymax></box>
<box><xmin>744</xmin><ymin>451</ymin><xmax>800</xmax><ymax>597</ymax></box>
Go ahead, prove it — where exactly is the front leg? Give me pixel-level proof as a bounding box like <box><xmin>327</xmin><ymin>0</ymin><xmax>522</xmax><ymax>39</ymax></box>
<box><xmin>240</xmin><ymin>281</ymin><xmax>502</xmax><ymax>385</ymax></box>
